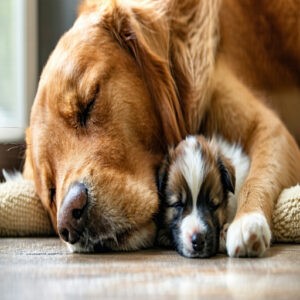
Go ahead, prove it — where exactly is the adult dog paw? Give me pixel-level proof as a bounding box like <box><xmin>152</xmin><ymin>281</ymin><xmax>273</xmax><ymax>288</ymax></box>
<box><xmin>226</xmin><ymin>212</ymin><xmax>271</xmax><ymax>257</ymax></box>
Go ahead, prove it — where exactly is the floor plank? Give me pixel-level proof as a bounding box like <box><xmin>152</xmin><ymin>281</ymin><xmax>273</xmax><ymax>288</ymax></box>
<box><xmin>0</xmin><ymin>238</ymin><xmax>299</xmax><ymax>299</ymax></box>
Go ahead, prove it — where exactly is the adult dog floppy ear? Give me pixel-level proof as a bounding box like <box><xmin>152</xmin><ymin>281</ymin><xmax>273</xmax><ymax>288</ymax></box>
<box><xmin>103</xmin><ymin>2</ymin><xmax>187</xmax><ymax>146</ymax></box>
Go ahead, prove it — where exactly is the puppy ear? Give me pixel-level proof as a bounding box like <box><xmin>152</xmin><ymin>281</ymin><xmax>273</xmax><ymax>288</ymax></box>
<box><xmin>103</xmin><ymin>3</ymin><xmax>187</xmax><ymax>146</ymax></box>
<box><xmin>156</xmin><ymin>147</ymin><xmax>175</xmax><ymax>195</ymax></box>
<box><xmin>217</xmin><ymin>154</ymin><xmax>236</xmax><ymax>194</ymax></box>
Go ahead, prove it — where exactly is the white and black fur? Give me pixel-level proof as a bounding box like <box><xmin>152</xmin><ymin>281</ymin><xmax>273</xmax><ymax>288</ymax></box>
<box><xmin>156</xmin><ymin>135</ymin><xmax>250</xmax><ymax>258</ymax></box>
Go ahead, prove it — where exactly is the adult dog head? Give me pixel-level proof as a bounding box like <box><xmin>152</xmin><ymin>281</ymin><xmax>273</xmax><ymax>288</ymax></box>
<box><xmin>24</xmin><ymin>0</ymin><xmax>187</xmax><ymax>252</ymax></box>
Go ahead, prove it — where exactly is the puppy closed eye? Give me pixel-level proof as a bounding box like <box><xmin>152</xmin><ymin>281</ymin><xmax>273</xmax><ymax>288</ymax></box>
<box><xmin>171</xmin><ymin>201</ymin><xmax>184</xmax><ymax>209</ymax></box>
<box><xmin>208</xmin><ymin>197</ymin><xmax>221</xmax><ymax>210</ymax></box>
<box><xmin>168</xmin><ymin>191</ymin><xmax>186</xmax><ymax>209</ymax></box>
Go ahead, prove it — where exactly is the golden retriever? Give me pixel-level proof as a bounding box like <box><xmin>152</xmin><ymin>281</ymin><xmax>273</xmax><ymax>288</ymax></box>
<box><xmin>24</xmin><ymin>0</ymin><xmax>300</xmax><ymax>256</ymax></box>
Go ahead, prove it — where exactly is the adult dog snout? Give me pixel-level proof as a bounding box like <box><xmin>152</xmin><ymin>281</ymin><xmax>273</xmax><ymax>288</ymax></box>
<box><xmin>58</xmin><ymin>182</ymin><xmax>88</xmax><ymax>244</ymax></box>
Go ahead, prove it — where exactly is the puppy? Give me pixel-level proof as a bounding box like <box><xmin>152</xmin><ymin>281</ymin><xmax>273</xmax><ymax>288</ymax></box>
<box><xmin>157</xmin><ymin>135</ymin><xmax>250</xmax><ymax>258</ymax></box>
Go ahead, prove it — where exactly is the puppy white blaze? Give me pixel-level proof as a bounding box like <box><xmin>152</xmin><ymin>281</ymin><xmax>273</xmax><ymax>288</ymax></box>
<box><xmin>175</xmin><ymin>136</ymin><xmax>208</xmax><ymax>256</ymax></box>
<box><xmin>180</xmin><ymin>210</ymin><xmax>207</xmax><ymax>255</ymax></box>
<box><xmin>175</xmin><ymin>136</ymin><xmax>206</xmax><ymax>208</ymax></box>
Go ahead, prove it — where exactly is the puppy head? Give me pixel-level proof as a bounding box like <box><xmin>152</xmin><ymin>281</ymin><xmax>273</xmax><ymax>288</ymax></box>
<box><xmin>24</xmin><ymin>1</ymin><xmax>187</xmax><ymax>252</ymax></box>
<box><xmin>158</xmin><ymin>135</ymin><xmax>235</xmax><ymax>258</ymax></box>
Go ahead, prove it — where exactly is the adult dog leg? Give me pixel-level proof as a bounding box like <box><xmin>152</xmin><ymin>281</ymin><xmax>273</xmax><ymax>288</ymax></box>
<box><xmin>208</xmin><ymin>62</ymin><xmax>300</xmax><ymax>257</ymax></box>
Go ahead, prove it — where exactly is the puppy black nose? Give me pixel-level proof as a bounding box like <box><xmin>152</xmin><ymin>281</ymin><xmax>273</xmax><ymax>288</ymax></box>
<box><xmin>58</xmin><ymin>182</ymin><xmax>88</xmax><ymax>244</ymax></box>
<box><xmin>192</xmin><ymin>233</ymin><xmax>205</xmax><ymax>252</ymax></box>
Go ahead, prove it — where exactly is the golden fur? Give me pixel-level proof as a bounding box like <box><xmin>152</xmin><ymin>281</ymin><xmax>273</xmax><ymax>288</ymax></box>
<box><xmin>24</xmin><ymin>0</ymin><xmax>300</xmax><ymax>255</ymax></box>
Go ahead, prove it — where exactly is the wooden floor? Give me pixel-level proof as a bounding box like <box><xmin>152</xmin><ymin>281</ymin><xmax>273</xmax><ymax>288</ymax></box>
<box><xmin>0</xmin><ymin>238</ymin><xmax>300</xmax><ymax>299</ymax></box>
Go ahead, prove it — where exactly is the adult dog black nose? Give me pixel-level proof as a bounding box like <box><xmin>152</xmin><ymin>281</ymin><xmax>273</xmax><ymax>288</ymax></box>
<box><xmin>192</xmin><ymin>233</ymin><xmax>205</xmax><ymax>252</ymax></box>
<box><xmin>58</xmin><ymin>182</ymin><xmax>88</xmax><ymax>244</ymax></box>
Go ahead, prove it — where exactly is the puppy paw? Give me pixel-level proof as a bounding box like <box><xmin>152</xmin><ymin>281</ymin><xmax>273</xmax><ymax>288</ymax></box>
<box><xmin>226</xmin><ymin>212</ymin><xmax>271</xmax><ymax>257</ymax></box>
<box><xmin>219</xmin><ymin>223</ymin><xmax>229</xmax><ymax>253</ymax></box>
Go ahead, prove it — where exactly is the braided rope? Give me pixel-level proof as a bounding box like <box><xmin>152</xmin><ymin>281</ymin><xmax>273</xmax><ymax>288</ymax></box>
<box><xmin>0</xmin><ymin>179</ymin><xmax>53</xmax><ymax>236</ymax></box>
<box><xmin>0</xmin><ymin>179</ymin><xmax>299</xmax><ymax>241</ymax></box>
<box><xmin>272</xmin><ymin>184</ymin><xmax>300</xmax><ymax>242</ymax></box>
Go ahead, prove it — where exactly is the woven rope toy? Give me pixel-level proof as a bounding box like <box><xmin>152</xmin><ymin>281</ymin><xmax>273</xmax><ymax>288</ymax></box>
<box><xmin>0</xmin><ymin>174</ymin><xmax>299</xmax><ymax>242</ymax></box>
<box><xmin>0</xmin><ymin>175</ymin><xmax>54</xmax><ymax>236</ymax></box>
